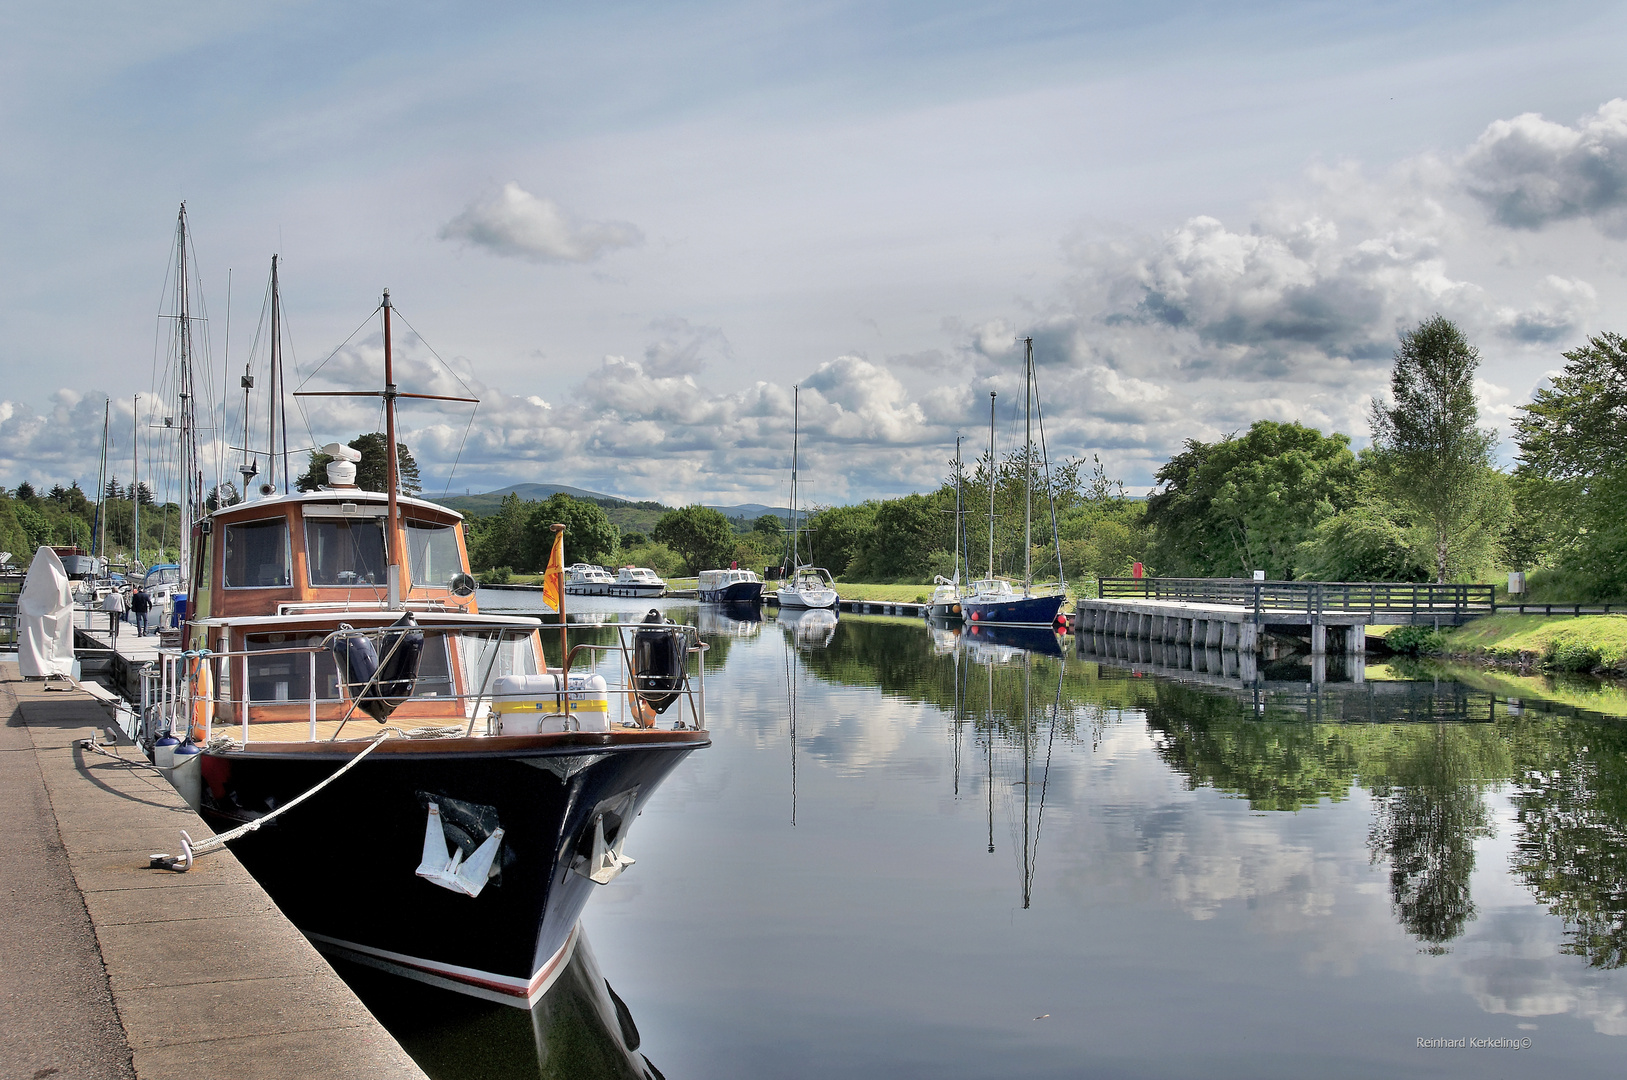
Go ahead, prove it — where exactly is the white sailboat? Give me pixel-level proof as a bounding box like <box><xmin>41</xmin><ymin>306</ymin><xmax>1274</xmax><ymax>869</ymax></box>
<box><xmin>927</xmin><ymin>435</ymin><xmax>969</xmax><ymax>619</ymax></box>
<box><xmin>775</xmin><ymin>385</ymin><xmax>840</xmax><ymax>611</ymax></box>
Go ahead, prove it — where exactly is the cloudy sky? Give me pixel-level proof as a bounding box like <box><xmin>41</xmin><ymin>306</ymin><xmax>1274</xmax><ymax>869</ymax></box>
<box><xmin>3</xmin><ymin>1</ymin><xmax>1626</xmax><ymax>507</ymax></box>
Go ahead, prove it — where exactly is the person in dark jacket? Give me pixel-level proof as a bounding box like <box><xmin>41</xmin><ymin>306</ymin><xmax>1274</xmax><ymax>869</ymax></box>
<box><xmin>131</xmin><ymin>587</ymin><xmax>152</xmax><ymax>637</ymax></box>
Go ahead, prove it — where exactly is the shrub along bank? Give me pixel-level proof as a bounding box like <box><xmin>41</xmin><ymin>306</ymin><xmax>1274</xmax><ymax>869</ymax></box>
<box><xmin>1430</xmin><ymin>613</ymin><xmax>1627</xmax><ymax>675</ymax></box>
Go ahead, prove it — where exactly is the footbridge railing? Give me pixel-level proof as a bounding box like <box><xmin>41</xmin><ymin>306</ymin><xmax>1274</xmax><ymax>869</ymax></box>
<box><xmin>1097</xmin><ymin>578</ymin><xmax>1496</xmax><ymax>620</ymax></box>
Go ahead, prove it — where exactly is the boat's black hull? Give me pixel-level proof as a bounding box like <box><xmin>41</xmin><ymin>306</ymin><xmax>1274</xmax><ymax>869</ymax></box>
<box><xmin>699</xmin><ymin>581</ymin><xmax>763</xmax><ymax>604</ymax></box>
<box><xmin>961</xmin><ymin>591</ymin><xmax>1066</xmax><ymax>628</ymax></box>
<box><xmin>199</xmin><ymin>739</ymin><xmax>704</xmax><ymax>1004</ymax></box>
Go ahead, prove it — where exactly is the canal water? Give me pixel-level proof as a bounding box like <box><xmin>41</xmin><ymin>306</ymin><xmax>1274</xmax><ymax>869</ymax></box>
<box><xmin>340</xmin><ymin>591</ymin><xmax>1627</xmax><ymax>1078</ymax></box>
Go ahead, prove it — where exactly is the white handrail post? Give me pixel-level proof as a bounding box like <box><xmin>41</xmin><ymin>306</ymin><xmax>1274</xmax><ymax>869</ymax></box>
<box><xmin>240</xmin><ymin>653</ymin><xmax>249</xmax><ymax>742</ymax></box>
<box><xmin>309</xmin><ymin>650</ymin><xmax>318</xmax><ymax>740</ymax></box>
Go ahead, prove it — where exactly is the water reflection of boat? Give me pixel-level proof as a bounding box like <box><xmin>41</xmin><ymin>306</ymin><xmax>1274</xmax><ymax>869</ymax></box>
<box><xmin>962</xmin><ymin>621</ymin><xmax>1064</xmax><ymax>658</ymax></box>
<box><xmin>777</xmin><ymin>606</ymin><xmax>838</xmax><ymax>648</ymax></box>
<box><xmin>696</xmin><ymin>603</ymin><xmax>762</xmax><ymax>638</ymax></box>
<box><xmin>926</xmin><ymin>615</ymin><xmax>962</xmax><ymax>655</ymax></box>
<box><xmin>338</xmin><ymin>926</ymin><xmax>660</xmax><ymax>1080</ymax></box>
<box><xmin>961</xmin><ymin>641</ymin><xmax>1065</xmax><ymax>908</ymax></box>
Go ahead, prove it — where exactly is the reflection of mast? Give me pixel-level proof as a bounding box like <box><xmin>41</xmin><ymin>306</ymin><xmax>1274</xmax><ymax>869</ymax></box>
<box><xmin>986</xmin><ymin>651</ymin><xmax>994</xmax><ymax>855</ymax></box>
<box><xmin>1022</xmin><ymin>652</ymin><xmax>1031</xmax><ymax>907</ymax></box>
<box><xmin>951</xmin><ymin>633</ymin><xmax>964</xmax><ymax>795</ymax></box>
<box><xmin>1020</xmin><ymin>654</ymin><xmax>1064</xmax><ymax>909</ymax></box>
<box><xmin>784</xmin><ymin>638</ymin><xmax>798</xmax><ymax>826</ymax></box>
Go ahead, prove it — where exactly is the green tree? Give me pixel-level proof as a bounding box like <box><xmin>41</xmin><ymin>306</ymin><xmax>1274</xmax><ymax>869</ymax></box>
<box><xmin>1513</xmin><ymin>332</ymin><xmax>1627</xmax><ymax>481</ymax></box>
<box><xmin>1144</xmin><ymin>421</ymin><xmax>1362</xmax><ymax>578</ymax></box>
<box><xmin>1370</xmin><ymin>316</ymin><xmax>1510</xmax><ymax>583</ymax></box>
<box><xmin>653</xmin><ymin>505</ymin><xmax>735</xmax><ymax>574</ymax></box>
<box><xmin>1510</xmin><ymin>331</ymin><xmax>1627</xmax><ymax>596</ymax></box>
<box><xmin>469</xmin><ymin>492</ymin><xmax>532</xmax><ymax>571</ymax></box>
<box><xmin>847</xmin><ymin>493</ymin><xmax>950</xmax><ymax>581</ymax></box>
<box><xmin>296</xmin><ymin>433</ymin><xmax>422</xmax><ymax>494</ymax></box>
<box><xmin>525</xmin><ymin>493</ymin><xmax>619</xmax><ymax>569</ymax></box>
<box><xmin>800</xmin><ymin>501</ymin><xmax>878</xmax><ymax>577</ymax></box>
<box><xmin>15</xmin><ymin>481</ymin><xmax>37</xmax><ymax>504</ymax></box>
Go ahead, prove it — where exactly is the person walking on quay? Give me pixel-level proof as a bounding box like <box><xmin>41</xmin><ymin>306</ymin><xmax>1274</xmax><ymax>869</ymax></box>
<box><xmin>103</xmin><ymin>586</ymin><xmax>127</xmax><ymax>644</ymax></box>
<box><xmin>131</xmin><ymin>587</ymin><xmax>151</xmax><ymax>637</ymax></box>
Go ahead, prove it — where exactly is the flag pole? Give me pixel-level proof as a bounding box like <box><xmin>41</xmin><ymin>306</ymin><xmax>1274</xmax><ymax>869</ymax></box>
<box><xmin>552</xmin><ymin>523</ymin><xmax>566</xmax><ymax>671</ymax></box>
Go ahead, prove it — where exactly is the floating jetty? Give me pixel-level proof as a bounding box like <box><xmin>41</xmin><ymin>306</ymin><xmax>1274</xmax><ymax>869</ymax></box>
<box><xmin>1</xmin><ymin>657</ymin><xmax>427</xmax><ymax>1080</ymax></box>
<box><xmin>1077</xmin><ymin>578</ymin><xmax>1497</xmax><ymax>655</ymax></box>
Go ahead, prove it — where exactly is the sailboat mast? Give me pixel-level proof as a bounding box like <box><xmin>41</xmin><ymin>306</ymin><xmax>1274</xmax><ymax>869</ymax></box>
<box><xmin>132</xmin><ymin>395</ymin><xmax>140</xmax><ymax>566</ymax></box>
<box><xmin>268</xmin><ymin>255</ymin><xmax>281</xmax><ymax>493</ymax></box>
<box><xmin>987</xmin><ymin>391</ymin><xmax>996</xmax><ymax>581</ymax></box>
<box><xmin>1023</xmin><ymin>336</ymin><xmax>1033</xmax><ymax>598</ymax></box>
<box><xmin>789</xmin><ymin>385</ymin><xmax>800</xmax><ymax>570</ymax></box>
<box><xmin>953</xmin><ymin>436</ymin><xmax>963</xmax><ymax>585</ymax></box>
<box><xmin>383</xmin><ymin>289</ymin><xmax>402</xmax><ymax>609</ymax></box>
<box><xmin>95</xmin><ymin>399</ymin><xmax>109</xmax><ymax>563</ymax></box>
<box><xmin>175</xmin><ymin>204</ymin><xmax>194</xmax><ymax>585</ymax></box>
<box><xmin>239</xmin><ymin>363</ymin><xmax>254</xmax><ymax>494</ymax></box>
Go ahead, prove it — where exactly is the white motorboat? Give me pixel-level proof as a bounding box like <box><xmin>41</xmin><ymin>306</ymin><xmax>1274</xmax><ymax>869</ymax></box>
<box><xmin>564</xmin><ymin>563</ymin><xmax>614</xmax><ymax>596</ymax></box>
<box><xmin>608</xmin><ymin>566</ymin><xmax>666</xmax><ymax>597</ymax></box>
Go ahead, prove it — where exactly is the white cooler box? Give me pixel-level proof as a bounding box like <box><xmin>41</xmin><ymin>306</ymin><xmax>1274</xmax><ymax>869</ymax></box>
<box><xmin>492</xmin><ymin>672</ymin><xmax>612</xmax><ymax>734</ymax></box>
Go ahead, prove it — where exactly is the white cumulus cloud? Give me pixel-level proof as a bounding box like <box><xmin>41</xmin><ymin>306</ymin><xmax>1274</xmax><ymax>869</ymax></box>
<box><xmin>439</xmin><ymin>181</ymin><xmax>643</xmax><ymax>263</ymax></box>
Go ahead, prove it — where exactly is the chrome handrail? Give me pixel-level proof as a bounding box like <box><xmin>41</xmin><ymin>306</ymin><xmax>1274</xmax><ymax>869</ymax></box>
<box><xmin>139</xmin><ymin>621</ymin><xmax>708</xmax><ymax>746</ymax></box>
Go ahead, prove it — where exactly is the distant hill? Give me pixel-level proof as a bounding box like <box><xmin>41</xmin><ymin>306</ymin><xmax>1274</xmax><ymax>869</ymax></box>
<box><xmin>425</xmin><ymin>485</ymin><xmax>790</xmax><ymax>532</ymax></box>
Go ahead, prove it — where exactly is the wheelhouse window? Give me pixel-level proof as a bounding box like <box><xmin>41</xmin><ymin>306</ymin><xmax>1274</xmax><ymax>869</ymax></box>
<box><xmin>223</xmin><ymin>518</ymin><xmax>291</xmax><ymax>588</ymax></box>
<box><xmin>407</xmin><ymin>519</ymin><xmax>464</xmax><ymax>588</ymax></box>
<box><xmin>306</xmin><ymin>516</ymin><xmax>388</xmax><ymax>587</ymax></box>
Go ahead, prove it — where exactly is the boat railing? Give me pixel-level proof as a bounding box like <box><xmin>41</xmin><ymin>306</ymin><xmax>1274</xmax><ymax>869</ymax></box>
<box><xmin>138</xmin><ymin>621</ymin><xmax>708</xmax><ymax>746</ymax></box>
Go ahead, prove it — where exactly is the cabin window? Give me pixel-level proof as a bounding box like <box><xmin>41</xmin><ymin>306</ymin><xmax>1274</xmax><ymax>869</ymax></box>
<box><xmin>406</xmin><ymin>520</ymin><xmax>464</xmax><ymax>587</ymax></box>
<box><xmin>412</xmin><ymin>632</ymin><xmax>455</xmax><ymax>699</ymax></box>
<box><xmin>456</xmin><ymin>632</ymin><xmax>539</xmax><ymax>718</ymax></box>
<box><xmin>223</xmin><ymin>518</ymin><xmax>291</xmax><ymax>589</ymax></box>
<box><xmin>306</xmin><ymin>517</ymin><xmax>388</xmax><ymax>587</ymax></box>
<box><xmin>243</xmin><ymin>633</ymin><xmax>341</xmax><ymax>703</ymax></box>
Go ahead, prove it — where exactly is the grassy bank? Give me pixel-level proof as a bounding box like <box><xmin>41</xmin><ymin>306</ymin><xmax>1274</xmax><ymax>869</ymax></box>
<box><xmin>1436</xmin><ymin>612</ymin><xmax>1627</xmax><ymax>674</ymax></box>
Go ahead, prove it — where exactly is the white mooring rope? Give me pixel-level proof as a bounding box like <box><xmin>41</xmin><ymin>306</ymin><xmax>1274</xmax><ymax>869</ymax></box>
<box><xmin>150</xmin><ymin>728</ymin><xmax>396</xmax><ymax>872</ymax></box>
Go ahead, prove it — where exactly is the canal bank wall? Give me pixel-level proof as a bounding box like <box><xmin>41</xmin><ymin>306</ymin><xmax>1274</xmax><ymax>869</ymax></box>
<box><xmin>0</xmin><ymin>660</ymin><xmax>428</xmax><ymax>1080</ymax></box>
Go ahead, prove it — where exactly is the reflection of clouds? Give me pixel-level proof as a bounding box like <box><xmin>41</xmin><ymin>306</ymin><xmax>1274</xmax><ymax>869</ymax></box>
<box><xmin>797</xmin><ymin>691</ymin><xmax>923</xmax><ymax>775</ymax></box>
<box><xmin>1453</xmin><ymin>911</ymin><xmax>1627</xmax><ymax>1036</ymax></box>
<box><xmin>691</xmin><ymin>634</ymin><xmax>1627</xmax><ymax>1039</ymax></box>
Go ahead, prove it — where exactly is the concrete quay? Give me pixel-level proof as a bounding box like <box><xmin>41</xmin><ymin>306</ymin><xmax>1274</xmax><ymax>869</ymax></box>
<box><xmin>1075</xmin><ymin>598</ymin><xmax>1369</xmax><ymax>656</ymax></box>
<box><xmin>0</xmin><ymin>660</ymin><xmax>428</xmax><ymax>1080</ymax></box>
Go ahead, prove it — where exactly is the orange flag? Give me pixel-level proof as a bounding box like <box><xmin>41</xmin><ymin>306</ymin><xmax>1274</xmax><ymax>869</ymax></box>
<box><xmin>542</xmin><ymin>528</ymin><xmax>565</xmax><ymax>613</ymax></box>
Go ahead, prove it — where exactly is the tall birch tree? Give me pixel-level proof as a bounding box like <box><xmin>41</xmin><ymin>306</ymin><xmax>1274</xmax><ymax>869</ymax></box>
<box><xmin>1369</xmin><ymin>316</ymin><xmax>1509</xmax><ymax>583</ymax></box>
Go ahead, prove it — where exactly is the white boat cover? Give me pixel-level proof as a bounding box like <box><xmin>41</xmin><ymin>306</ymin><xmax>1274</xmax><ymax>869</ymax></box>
<box><xmin>18</xmin><ymin>546</ymin><xmax>75</xmax><ymax>678</ymax></box>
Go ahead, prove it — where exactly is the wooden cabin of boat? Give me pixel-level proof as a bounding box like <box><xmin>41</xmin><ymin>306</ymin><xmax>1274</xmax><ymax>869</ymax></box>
<box><xmin>180</xmin><ymin>478</ymin><xmax>550</xmax><ymax>734</ymax></box>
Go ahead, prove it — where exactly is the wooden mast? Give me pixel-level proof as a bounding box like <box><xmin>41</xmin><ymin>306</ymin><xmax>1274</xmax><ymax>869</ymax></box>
<box><xmin>291</xmin><ymin>289</ymin><xmax>479</xmax><ymax>613</ymax></box>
